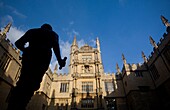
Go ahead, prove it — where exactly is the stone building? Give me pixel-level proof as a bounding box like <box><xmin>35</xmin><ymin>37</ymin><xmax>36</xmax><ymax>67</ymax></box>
<box><xmin>0</xmin><ymin>16</ymin><xmax>170</xmax><ymax>110</ymax></box>
<box><xmin>0</xmin><ymin>23</ymin><xmax>21</xmax><ymax>110</ymax></box>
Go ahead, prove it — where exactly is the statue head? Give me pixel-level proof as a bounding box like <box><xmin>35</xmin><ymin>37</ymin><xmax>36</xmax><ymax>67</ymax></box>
<box><xmin>41</xmin><ymin>23</ymin><xmax>53</xmax><ymax>31</ymax></box>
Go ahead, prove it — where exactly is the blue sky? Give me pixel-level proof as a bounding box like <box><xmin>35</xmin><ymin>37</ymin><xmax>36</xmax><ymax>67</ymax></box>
<box><xmin>0</xmin><ymin>0</ymin><xmax>170</xmax><ymax>73</ymax></box>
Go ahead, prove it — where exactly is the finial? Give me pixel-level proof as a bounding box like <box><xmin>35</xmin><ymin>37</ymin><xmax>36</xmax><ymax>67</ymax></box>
<box><xmin>149</xmin><ymin>36</ymin><xmax>158</xmax><ymax>49</ymax></box>
<box><xmin>96</xmin><ymin>37</ymin><xmax>100</xmax><ymax>52</ymax></box>
<box><xmin>72</xmin><ymin>35</ymin><xmax>78</xmax><ymax>46</ymax></box>
<box><xmin>122</xmin><ymin>54</ymin><xmax>127</xmax><ymax>64</ymax></box>
<box><xmin>142</xmin><ymin>51</ymin><xmax>148</xmax><ymax>63</ymax></box>
<box><xmin>54</xmin><ymin>63</ymin><xmax>58</xmax><ymax>73</ymax></box>
<box><xmin>116</xmin><ymin>63</ymin><xmax>121</xmax><ymax>73</ymax></box>
<box><xmin>2</xmin><ymin>22</ymin><xmax>12</xmax><ymax>36</ymax></box>
<box><xmin>161</xmin><ymin>15</ymin><xmax>170</xmax><ymax>33</ymax></box>
<box><xmin>161</xmin><ymin>15</ymin><xmax>170</xmax><ymax>27</ymax></box>
<box><xmin>96</xmin><ymin>37</ymin><xmax>99</xmax><ymax>43</ymax></box>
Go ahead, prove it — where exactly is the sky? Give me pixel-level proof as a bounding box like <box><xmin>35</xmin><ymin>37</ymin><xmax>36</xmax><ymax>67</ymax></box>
<box><xmin>0</xmin><ymin>0</ymin><xmax>170</xmax><ymax>74</ymax></box>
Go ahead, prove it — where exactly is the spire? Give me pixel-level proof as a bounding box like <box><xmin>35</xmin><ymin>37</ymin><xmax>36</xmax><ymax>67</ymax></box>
<box><xmin>1</xmin><ymin>23</ymin><xmax>12</xmax><ymax>37</ymax></box>
<box><xmin>142</xmin><ymin>51</ymin><xmax>148</xmax><ymax>63</ymax></box>
<box><xmin>71</xmin><ymin>35</ymin><xmax>78</xmax><ymax>53</ymax></box>
<box><xmin>116</xmin><ymin>63</ymin><xmax>121</xmax><ymax>73</ymax></box>
<box><xmin>122</xmin><ymin>54</ymin><xmax>127</xmax><ymax>64</ymax></box>
<box><xmin>149</xmin><ymin>36</ymin><xmax>158</xmax><ymax>49</ymax></box>
<box><xmin>54</xmin><ymin>63</ymin><xmax>58</xmax><ymax>73</ymax></box>
<box><xmin>96</xmin><ymin>37</ymin><xmax>101</xmax><ymax>52</ymax></box>
<box><xmin>161</xmin><ymin>15</ymin><xmax>170</xmax><ymax>33</ymax></box>
<box><xmin>72</xmin><ymin>35</ymin><xmax>78</xmax><ymax>46</ymax></box>
<box><xmin>161</xmin><ymin>15</ymin><xmax>170</xmax><ymax>27</ymax></box>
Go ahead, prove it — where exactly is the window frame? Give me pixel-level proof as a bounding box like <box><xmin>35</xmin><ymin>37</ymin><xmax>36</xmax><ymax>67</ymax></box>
<box><xmin>60</xmin><ymin>83</ymin><xmax>69</xmax><ymax>93</ymax></box>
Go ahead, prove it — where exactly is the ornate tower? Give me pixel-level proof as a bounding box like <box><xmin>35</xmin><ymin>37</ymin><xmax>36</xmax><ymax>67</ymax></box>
<box><xmin>70</xmin><ymin>37</ymin><xmax>104</xmax><ymax>109</ymax></box>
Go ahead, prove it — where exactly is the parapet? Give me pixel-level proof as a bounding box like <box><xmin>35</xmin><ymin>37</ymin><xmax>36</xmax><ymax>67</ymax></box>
<box><xmin>102</xmin><ymin>72</ymin><xmax>115</xmax><ymax>79</ymax></box>
<box><xmin>52</xmin><ymin>72</ymin><xmax>71</xmax><ymax>81</ymax></box>
<box><xmin>147</xmin><ymin>32</ymin><xmax>170</xmax><ymax>64</ymax></box>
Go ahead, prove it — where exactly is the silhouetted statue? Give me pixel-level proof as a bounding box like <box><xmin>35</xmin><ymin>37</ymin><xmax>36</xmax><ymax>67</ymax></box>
<box><xmin>7</xmin><ymin>24</ymin><xmax>67</xmax><ymax>110</ymax></box>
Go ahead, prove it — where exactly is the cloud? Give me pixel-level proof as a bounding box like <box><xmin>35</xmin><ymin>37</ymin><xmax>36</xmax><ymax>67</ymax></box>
<box><xmin>62</xmin><ymin>21</ymin><xmax>80</xmax><ymax>38</ymax></box>
<box><xmin>0</xmin><ymin>1</ymin><xmax>26</xmax><ymax>18</ymax></box>
<box><xmin>6</xmin><ymin>26</ymin><xmax>25</xmax><ymax>44</ymax></box>
<box><xmin>77</xmin><ymin>39</ymin><xmax>85</xmax><ymax>47</ymax></box>
<box><xmin>72</xmin><ymin>29</ymin><xmax>79</xmax><ymax>36</ymax></box>
<box><xmin>63</xmin><ymin>28</ymin><xmax>80</xmax><ymax>38</ymax></box>
<box><xmin>0</xmin><ymin>15</ymin><xmax>13</xmax><ymax>26</ymax></box>
<box><xmin>12</xmin><ymin>10</ymin><xmax>27</xmax><ymax>18</ymax></box>
<box><xmin>50</xmin><ymin>40</ymin><xmax>71</xmax><ymax>73</ymax></box>
<box><xmin>89</xmin><ymin>39</ymin><xmax>96</xmax><ymax>47</ymax></box>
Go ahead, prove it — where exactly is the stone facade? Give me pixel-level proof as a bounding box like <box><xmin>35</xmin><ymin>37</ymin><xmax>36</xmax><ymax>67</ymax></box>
<box><xmin>0</xmin><ymin>16</ymin><xmax>170</xmax><ymax>110</ymax></box>
<box><xmin>0</xmin><ymin>23</ymin><xmax>21</xmax><ymax>110</ymax></box>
